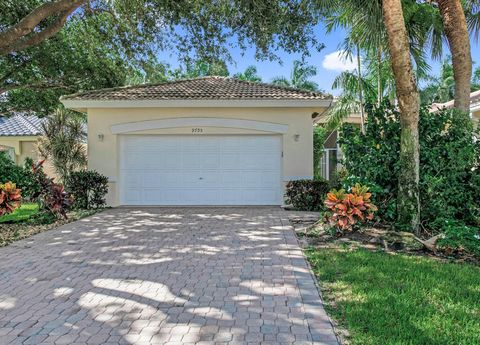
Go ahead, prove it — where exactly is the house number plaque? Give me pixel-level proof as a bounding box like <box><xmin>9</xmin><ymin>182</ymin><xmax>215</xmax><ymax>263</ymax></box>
<box><xmin>191</xmin><ymin>128</ymin><xmax>204</xmax><ymax>133</ymax></box>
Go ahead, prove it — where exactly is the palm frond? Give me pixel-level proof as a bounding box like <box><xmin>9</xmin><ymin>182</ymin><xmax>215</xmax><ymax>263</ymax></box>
<box><xmin>271</xmin><ymin>76</ymin><xmax>291</xmax><ymax>87</ymax></box>
<box><xmin>325</xmin><ymin>95</ymin><xmax>361</xmax><ymax>131</ymax></box>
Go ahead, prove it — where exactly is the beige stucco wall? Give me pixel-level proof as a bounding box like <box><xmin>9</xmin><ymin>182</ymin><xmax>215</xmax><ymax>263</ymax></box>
<box><xmin>0</xmin><ymin>136</ymin><xmax>57</xmax><ymax>179</ymax></box>
<box><xmin>0</xmin><ymin>136</ymin><xmax>36</xmax><ymax>165</ymax></box>
<box><xmin>473</xmin><ymin>109</ymin><xmax>480</xmax><ymax>127</ymax></box>
<box><xmin>87</xmin><ymin>107</ymin><xmax>322</xmax><ymax>206</ymax></box>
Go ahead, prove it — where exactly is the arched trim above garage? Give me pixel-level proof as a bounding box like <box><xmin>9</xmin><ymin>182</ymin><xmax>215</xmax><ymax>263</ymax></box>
<box><xmin>110</xmin><ymin>117</ymin><xmax>289</xmax><ymax>134</ymax></box>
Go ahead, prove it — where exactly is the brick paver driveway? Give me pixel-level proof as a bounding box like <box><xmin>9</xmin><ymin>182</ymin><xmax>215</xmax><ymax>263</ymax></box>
<box><xmin>0</xmin><ymin>207</ymin><xmax>338</xmax><ymax>345</ymax></box>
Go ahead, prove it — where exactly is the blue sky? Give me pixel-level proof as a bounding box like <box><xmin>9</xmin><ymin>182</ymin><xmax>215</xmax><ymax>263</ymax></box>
<box><xmin>158</xmin><ymin>24</ymin><xmax>480</xmax><ymax>96</ymax></box>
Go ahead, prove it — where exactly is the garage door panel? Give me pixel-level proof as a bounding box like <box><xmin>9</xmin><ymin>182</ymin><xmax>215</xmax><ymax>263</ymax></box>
<box><xmin>182</xmin><ymin>189</ymin><xmax>219</xmax><ymax>204</ymax></box>
<box><xmin>182</xmin><ymin>170</ymin><xmax>220</xmax><ymax>186</ymax></box>
<box><xmin>120</xmin><ymin>135</ymin><xmax>282</xmax><ymax>205</ymax></box>
<box><xmin>122</xmin><ymin>189</ymin><xmax>142</xmax><ymax>204</ymax></box>
<box><xmin>143</xmin><ymin>189</ymin><xmax>165</xmax><ymax>203</ymax></box>
<box><xmin>242</xmin><ymin>189</ymin><xmax>277</xmax><ymax>204</ymax></box>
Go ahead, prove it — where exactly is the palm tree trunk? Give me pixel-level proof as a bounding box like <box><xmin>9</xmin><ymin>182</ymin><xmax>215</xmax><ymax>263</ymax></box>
<box><xmin>377</xmin><ymin>48</ymin><xmax>383</xmax><ymax>106</ymax></box>
<box><xmin>382</xmin><ymin>0</ymin><xmax>420</xmax><ymax>233</ymax></box>
<box><xmin>437</xmin><ymin>0</ymin><xmax>472</xmax><ymax>112</ymax></box>
<box><xmin>356</xmin><ymin>46</ymin><xmax>365</xmax><ymax>134</ymax></box>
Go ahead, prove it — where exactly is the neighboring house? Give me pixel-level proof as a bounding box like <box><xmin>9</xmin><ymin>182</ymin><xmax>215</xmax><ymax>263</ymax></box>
<box><xmin>314</xmin><ymin>111</ymin><xmax>362</xmax><ymax>180</ymax></box>
<box><xmin>61</xmin><ymin>76</ymin><xmax>332</xmax><ymax>206</ymax></box>
<box><xmin>0</xmin><ymin>113</ymin><xmax>45</xmax><ymax>164</ymax></box>
<box><xmin>431</xmin><ymin>90</ymin><xmax>480</xmax><ymax>125</ymax></box>
<box><xmin>0</xmin><ymin>113</ymin><xmax>58</xmax><ymax>178</ymax></box>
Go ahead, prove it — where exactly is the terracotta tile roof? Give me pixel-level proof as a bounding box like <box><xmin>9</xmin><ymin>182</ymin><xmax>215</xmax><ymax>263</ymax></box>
<box><xmin>61</xmin><ymin>76</ymin><xmax>331</xmax><ymax>101</ymax></box>
<box><xmin>0</xmin><ymin>113</ymin><xmax>46</xmax><ymax>136</ymax></box>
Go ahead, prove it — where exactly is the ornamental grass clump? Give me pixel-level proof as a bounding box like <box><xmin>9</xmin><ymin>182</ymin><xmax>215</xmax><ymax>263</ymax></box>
<box><xmin>324</xmin><ymin>183</ymin><xmax>377</xmax><ymax>231</ymax></box>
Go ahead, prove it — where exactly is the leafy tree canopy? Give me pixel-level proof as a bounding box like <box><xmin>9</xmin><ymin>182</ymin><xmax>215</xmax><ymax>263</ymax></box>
<box><xmin>1</xmin><ymin>0</ymin><xmax>323</xmax><ymax>115</ymax></box>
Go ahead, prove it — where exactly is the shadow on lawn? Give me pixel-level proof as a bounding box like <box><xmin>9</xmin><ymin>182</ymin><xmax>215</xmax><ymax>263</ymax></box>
<box><xmin>307</xmin><ymin>247</ymin><xmax>480</xmax><ymax>345</ymax></box>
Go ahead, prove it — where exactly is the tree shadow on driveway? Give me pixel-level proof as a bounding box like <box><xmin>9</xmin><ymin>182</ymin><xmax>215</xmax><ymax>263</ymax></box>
<box><xmin>0</xmin><ymin>207</ymin><xmax>337</xmax><ymax>345</ymax></box>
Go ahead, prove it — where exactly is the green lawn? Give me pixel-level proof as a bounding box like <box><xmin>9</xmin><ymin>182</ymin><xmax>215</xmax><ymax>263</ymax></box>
<box><xmin>306</xmin><ymin>248</ymin><xmax>480</xmax><ymax>345</ymax></box>
<box><xmin>0</xmin><ymin>203</ymin><xmax>39</xmax><ymax>224</ymax></box>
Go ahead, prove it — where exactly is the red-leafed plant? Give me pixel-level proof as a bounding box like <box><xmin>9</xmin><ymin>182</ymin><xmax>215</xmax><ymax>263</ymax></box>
<box><xmin>324</xmin><ymin>183</ymin><xmax>378</xmax><ymax>231</ymax></box>
<box><xmin>43</xmin><ymin>184</ymin><xmax>73</xmax><ymax>219</ymax></box>
<box><xmin>0</xmin><ymin>182</ymin><xmax>22</xmax><ymax>216</ymax></box>
<box><xmin>31</xmin><ymin>160</ymin><xmax>73</xmax><ymax>219</ymax></box>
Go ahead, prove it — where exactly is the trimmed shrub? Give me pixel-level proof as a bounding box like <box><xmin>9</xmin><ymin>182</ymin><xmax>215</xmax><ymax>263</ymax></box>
<box><xmin>66</xmin><ymin>170</ymin><xmax>108</xmax><ymax>209</ymax></box>
<box><xmin>0</xmin><ymin>152</ymin><xmax>39</xmax><ymax>200</ymax></box>
<box><xmin>285</xmin><ymin>179</ymin><xmax>329</xmax><ymax>211</ymax></box>
<box><xmin>339</xmin><ymin>103</ymin><xmax>480</xmax><ymax>231</ymax></box>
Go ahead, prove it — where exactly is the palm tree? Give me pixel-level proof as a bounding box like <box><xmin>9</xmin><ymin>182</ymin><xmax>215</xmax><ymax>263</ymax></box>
<box><xmin>437</xmin><ymin>0</ymin><xmax>473</xmax><ymax>112</ymax></box>
<box><xmin>421</xmin><ymin>57</ymin><xmax>480</xmax><ymax>105</ymax></box>
<box><xmin>233</xmin><ymin>66</ymin><xmax>262</xmax><ymax>82</ymax></box>
<box><xmin>465</xmin><ymin>0</ymin><xmax>480</xmax><ymax>39</ymax></box>
<box><xmin>271</xmin><ymin>60</ymin><xmax>319</xmax><ymax>91</ymax></box>
<box><xmin>325</xmin><ymin>49</ymin><xmax>396</xmax><ymax>131</ymax></box>
<box><xmin>38</xmin><ymin>108</ymin><xmax>87</xmax><ymax>182</ymax></box>
<box><xmin>382</xmin><ymin>0</ymin><xmax>421</xmax><ymax>232</ymax></box>
<box><xmin>319</xmin><ymin>0</ymin><xmax>443</xmax><ymax>134</ymax></box>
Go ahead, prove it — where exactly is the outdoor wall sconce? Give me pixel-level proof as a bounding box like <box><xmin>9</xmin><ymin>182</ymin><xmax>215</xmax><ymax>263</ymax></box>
<box><xmin>293</xmin><ymin>134</ymin><xmax>300</xmax><ymax>142</ymax></box>
<box><xmin>98</xmin><ymin>134</ymin><xmax>104</xmax><ymax>142</ymax></box>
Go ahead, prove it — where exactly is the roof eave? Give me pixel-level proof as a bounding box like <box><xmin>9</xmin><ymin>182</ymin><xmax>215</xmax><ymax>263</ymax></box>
<box><xmin>61</xmin><ymin>98</ymin><xmax>333</xmax><ymax>112</ymax></box>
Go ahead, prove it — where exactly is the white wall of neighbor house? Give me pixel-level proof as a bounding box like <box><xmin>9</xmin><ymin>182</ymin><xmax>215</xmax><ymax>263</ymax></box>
<box><xmin>86</xmin><ymin>107</ymin><xmax>322</xmax><ymax>206</ymax></box>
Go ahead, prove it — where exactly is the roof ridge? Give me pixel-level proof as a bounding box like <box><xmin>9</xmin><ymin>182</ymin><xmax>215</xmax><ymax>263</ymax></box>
<box><xmin>60</xmin><ymin>76</ymin><xmax>230</xmax><ymax>100</ymax></box>
<box><xmin>61</xmin><ymin>76</ymin><xmax>331</xmax><ymax>101</ymax></box>
<box><xmin>220</xmin><ymin>76</ymin><xmax>330</xmax><ymax>98</ymax></box>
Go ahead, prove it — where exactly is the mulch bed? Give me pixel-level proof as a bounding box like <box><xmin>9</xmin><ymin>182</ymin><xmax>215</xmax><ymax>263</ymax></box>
<box><xmin>0</xmin><ymin>208</ymin><xmax>105</xmax><ymax>247</ymax></box>
<box><xmin>291</xmin><ymin>214</ymin><xmax>479</xmax><ymax>265</ymax></box>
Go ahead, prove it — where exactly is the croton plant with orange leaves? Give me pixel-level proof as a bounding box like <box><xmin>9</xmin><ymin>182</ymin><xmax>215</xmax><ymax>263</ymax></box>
<box><xmin>0</xmin><ymin>182</ymin><xmax>22</xmax><ymax>216</ymax></box>
<box><xmin>324</xmin><ymin>183</ymin><xmax>378</xmax><ymax>231</ymax></box>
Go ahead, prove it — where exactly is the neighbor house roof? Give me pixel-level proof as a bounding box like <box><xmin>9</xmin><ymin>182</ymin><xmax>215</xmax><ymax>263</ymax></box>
<box><xmin>430</xmin><ymin>90</ymin><xmax>480</xmax><ymax>112</ymax></box>
<box><xmin>0</xmin><ymin>113</ymin><xmax>46</xmax><ymax>137</ymax></box>
<box><xmin>61</xmin><ymin>76</ymin><xmax>331</xmax><ymax>102</ymax></box>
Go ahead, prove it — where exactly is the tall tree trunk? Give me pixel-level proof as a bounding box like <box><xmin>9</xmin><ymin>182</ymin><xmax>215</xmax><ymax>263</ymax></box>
<box><xmin>382</xmin><ymin>0</ymin><xmax>420</xmax><ymax>233</ymax></box>
<box><xmin>357</xmin><ymin>46</ymin><xmax>365</xmax><ymax>134</ymax></box>
<box><xmin>437</xmin><ymin>0</ymin><xmax>472</xmax><ymax>112</ymax></box>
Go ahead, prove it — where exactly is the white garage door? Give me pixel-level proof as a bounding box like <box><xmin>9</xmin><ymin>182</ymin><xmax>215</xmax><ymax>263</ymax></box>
<box><xmin>119</xmin><ymin>135</ymin><xmax>283</xmax><ymax>205</ymax></box>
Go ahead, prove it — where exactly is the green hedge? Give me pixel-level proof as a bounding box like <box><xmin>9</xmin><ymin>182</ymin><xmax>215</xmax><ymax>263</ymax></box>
<box><xmin>285</xmin><ymin>179</ymin><xmax>329</xmax><ymax>211</ymax></box>
<box><xmin>66</xmin><ymin>170</ymin><xmax>108</xmax><ymax>209</ymax></box>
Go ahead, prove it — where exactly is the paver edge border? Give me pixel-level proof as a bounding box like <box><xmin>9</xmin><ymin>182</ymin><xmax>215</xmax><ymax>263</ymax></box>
<box><xmin>280</xmin><ymin>215</ymin><xmax>341</xmax><ymax>345</ymax></box>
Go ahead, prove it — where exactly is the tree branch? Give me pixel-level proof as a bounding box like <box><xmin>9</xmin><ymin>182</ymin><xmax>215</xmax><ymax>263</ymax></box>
<box><xmin>0</xmin><ymin>0</ymin><xmax>85</xmax><ymax>55</ymax></box>
<box><xmin>0</xmin><ymin>81</ymin><xmax>72</xmax><ymax>95</ymax></box>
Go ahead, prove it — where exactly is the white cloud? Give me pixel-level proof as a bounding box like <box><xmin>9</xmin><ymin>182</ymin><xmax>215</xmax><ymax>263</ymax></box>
<box><xmin>322</xmin><ymin>50</ymin><xmax>357</xmax><ymax>72</ymax></box>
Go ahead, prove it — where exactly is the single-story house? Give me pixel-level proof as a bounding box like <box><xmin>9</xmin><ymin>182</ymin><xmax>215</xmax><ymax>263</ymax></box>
<box><xmin>0</xmin><ymin>113</ymin><xmax>58</xmax><ymax>178</ymax></box>
<box><xmin>61</xmin><ymin>76</ymin><xmax>332</xmax><ymax>206</ymax></box>
<box><xmin>0</xmin><ymin>113</ymin><xmax>45</xmax><ymax>164</ymax></box>
<box><xmin>431</xmin><ymin>90</ymin><xmax>480</xmax><ymax>124</ymax></box>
